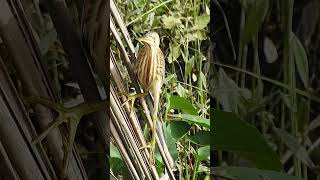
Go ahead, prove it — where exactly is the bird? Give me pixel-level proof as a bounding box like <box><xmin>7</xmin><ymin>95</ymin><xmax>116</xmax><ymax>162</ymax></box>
<box><xmin>126</xmin><ymin>32</ymin><xmax>165</xmax><ymax>164</ymax></box>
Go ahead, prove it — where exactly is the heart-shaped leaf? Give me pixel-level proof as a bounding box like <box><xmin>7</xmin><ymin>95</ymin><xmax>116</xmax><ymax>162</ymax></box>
<box><xmin>213</xmin><ymin>109</ymin><xmax>282</xmax><ymax>170</ymax></box>
<box><xmin>171</xmin><ymin>114</ymin><xmax>210</xmax><ymax>128</ymax></box>
<box><xmin>187</xmin><ymin>130</ymin><xmax>210</xmax><ymax>146</ymax></box>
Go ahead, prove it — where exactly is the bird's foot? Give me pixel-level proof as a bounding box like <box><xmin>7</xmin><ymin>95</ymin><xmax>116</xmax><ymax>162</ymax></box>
<box><xmin>24</xmin><ymin>96</ymin><xmax>107</xmax><ymax>178</ymax></box>
<box><xmin>118</xmin><ymin>91</ymin><xmax>149</xmax><ymax>114</ymax></box>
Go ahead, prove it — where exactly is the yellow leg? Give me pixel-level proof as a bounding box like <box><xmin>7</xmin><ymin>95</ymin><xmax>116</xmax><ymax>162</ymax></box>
<box><xmin>24</xmin><ymin>96</ymin><xmax>107</xmax><ymax>178</ymax></box>
<box><xmin>118</xmin><ymin>91</ymin><xmax>149</xmax><ymax>114</ymax></box>
<box><xmin>150</xmin><ymin>113</ymin><xmax>158</xmax><ymax>165</ymax></box>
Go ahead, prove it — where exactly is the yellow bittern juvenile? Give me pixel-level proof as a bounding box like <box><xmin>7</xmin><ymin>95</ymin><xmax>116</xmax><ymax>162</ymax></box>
<box><xmin>130</xmin><ymin>32</ymin><xmax>165</xmax><ymax>164</ymax></box>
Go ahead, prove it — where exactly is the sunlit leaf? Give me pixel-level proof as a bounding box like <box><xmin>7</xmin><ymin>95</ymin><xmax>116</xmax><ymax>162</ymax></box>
<box><xmin>175</xmin><ymin>84</ymin><xmax>188</xmax><ymax>97</ymax></box>
<box><xmin>168</xmin><ymin>95</ymin><xmax>197</xmax><ymax>115</ymax></box>
<box><xmin>197</xmin><ymin>146</ymin><xmax>210</xmax><ymax>161</ymax></box>
<box><xmin>171</xmin><ymin>114</ymin><xmax>210</xmax><ymax>128</ymax></box>
<box><xmin>192</xmin><ymin>15</ymin><xmax>210</xmax><ymax>30</ymax></box>
<box><xmin>192</xmin><ymin>73</ymin><xmax>197</xmax><ymax>82</ymax></box>
<box><xmin>200</xmin><ymin>71</ymin><xmax>207</xmax><ymax>90</ymax></box>
<box><xmin>162</xmin><ymin>15</ymin><xmax>182</xmax><ymax>29</ymax></box>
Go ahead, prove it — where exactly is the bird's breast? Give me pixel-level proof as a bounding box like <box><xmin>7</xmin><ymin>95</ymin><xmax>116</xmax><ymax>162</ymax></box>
<box><xmin>136</xmin><ymin>45</ymin><xmax>161</xmax><ymax>90</ymax></box>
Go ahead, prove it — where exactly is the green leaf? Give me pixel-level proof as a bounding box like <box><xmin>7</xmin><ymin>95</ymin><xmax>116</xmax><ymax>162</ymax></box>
<box><xmin>163</xmin><ymin>123</ymin><xmax>179</xmax><ymax>160</ymax></box>
<box><xmin>175</xmin><ymin>84</ymin><xmax>188</xmax><ymax>97</ymax></box>
<box><xmin>168</xmin><ymin>95</ymin><xmax>197</xmax><ymax>115</ymax></box>
<box><xmin>273</xmin><ymin>127</ymin><xmax>314</xmax><ymax>168</ymax></box>
<box><xmin>110</xmin><ymin>143</ymin><xmax>121</xmax><ymax>159</ymax></box>
<box><xmin>168</xmin><ymin>121</ymin><xmax>191</xmax><ymax>140</ymax></box>
<box><xmin>187</xmin><ymin>130</ymin><xmax>210</xmax><ymax>146</ymax></box>
<box><xmin>212</xmin><ymin>167</ymin><xmax>303</xmax><ymax>180</ymax></box>
<box><xmin>291</xmin><ymin>32</ymin><xmax>309</xmax><ymax>88</ymax></box>
<box><xmin>185</xmin><ymin>56</ymin><xmax>195</xmax><ymax>75</ymax></box>
<box><xmin>213</xmin><ymin>110</ymin><xmax>282</xmax><ymax>171</ymax></box>
<box><xmin>243</xmin><ymin>0</ymin><xmax>269</xmax><ymax>43</ymax></box>
<box><xmin>110</xmin><ymin>144</ymin><xmax>131</xmax><ymax>179</ymax></box>
<box><xmin>192</xmin><ymin>15</ymin><xmax>210</xmax><ymax>30</ymax></box>
<box><xmin>200</xmin><ymin>71</ymin><xmax>207</xmax><ymax>90</ymax></box>
<box><xmin>197</xmin><ymin>146</ymin><xmax>210</xmax><ymax>161</ymax></box>
<box><xmin>162</xmin><ymin>15</ymin><xmax>182</xmax><ymax>29</ymax></box>
<box><xmin>172</xmin><ymin>114</ymin><xmax>210</xmax><ymax>128</ymax></box>
<box><xmin>168</xmin><ymin>42</ymin><xmax>181</xmax><ymax>63</ymax></box>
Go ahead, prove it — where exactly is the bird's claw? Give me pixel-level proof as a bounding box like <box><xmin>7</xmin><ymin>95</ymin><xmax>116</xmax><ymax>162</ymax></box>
<box><xmin>24</xmin><ymin>96</ymin><xmax>107</xmax><ymax>178</ymax></box>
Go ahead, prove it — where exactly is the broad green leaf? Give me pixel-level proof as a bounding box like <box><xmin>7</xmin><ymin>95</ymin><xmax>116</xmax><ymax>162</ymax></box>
<box><xmin>291</xmin><ymin>33</ymin><xmax>309</xmax><ymax>89</ymax></box>
<box><xmin>212</xmin><ymin>167</ymin><xmax>303</xmax><ymax>180</ymax></box>
<box><xmin>197</xmin><ymin>146</ymin><xmax>210</xmax><ymax>161</ymax></box>
<box><xmin>192</xmin><ymin>15</ymin><xmax>210</xmax><ymax>30</ymax></box>
<box><xmin>168</xmin><ymin>121</ymin><xmax>191</xmax><ymax>140</ymax></box>
<box><xmin>162</xmin><ymin>15</ymin><xmax>182</xmax><ymax>29</ymax></box>
<box><xmin>110</xmin><ymin>144</ymin><xmax>131</xmax><ymax>179</ymax></box>
<box><xmin>263</xmin><ymin>37</ymin><xmax>278</xmax><ymax>63</ymax></box>
<box><xmin>213</xmin><ymin>110</ymin><xmax>282</xmax><ymax>170</ymax></box>
<box><xmin>243</xmin><ymin>0</ymin><xmax>269</xmax><ymax>43</ymax></box>
<box><xmin>171</xmin><ymin>114</ymin><xmax>210</xmax><ymax>128</ymax></box>
<box><xmin>163</xmin><ymin>123</ymin><xmax>179</xmax><ymax>160</ymax></box>
<box><xmin>168</xmin><ymin>95</ymin><xmax>197</xmax><ymax>115</ymax></box>
<box><xmin>187</xmin><ymin>130</ymin><xmax>210</xmax><ymax>146</ymax></box>
<box><xmin>273</xmin><ymin>127</ymin><xmax>314</xmax><ymax>168</ymax></box>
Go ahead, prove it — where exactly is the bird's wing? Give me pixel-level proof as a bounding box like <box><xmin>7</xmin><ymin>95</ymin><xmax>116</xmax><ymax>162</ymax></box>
<box><xmin>157</xmin><ymin>47</ymin><xmax>165</xmax><ymax>79</ymax></box>
<box><xmin>135</xmin><ymin>45</ymin><xmax>152</xmax><ymax>88</ymax></box>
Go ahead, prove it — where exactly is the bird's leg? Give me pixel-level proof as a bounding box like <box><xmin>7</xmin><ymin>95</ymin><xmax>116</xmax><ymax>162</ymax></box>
<box><xmin>149</xmin><ymin>83</ymin><xmax>161</xmax><ymax>165</ymax></box>
<box><xmin>24</xmin><ymin>96</ymin><xmax>108</xmax><ymax>178</ymax></box>
<box><xmin>149</xmin><ymin>112</ymin><xmax>157</xmax><ymax>165</ymax></box>
<box><xmin>139</xmin><ymin>109</ymin><xmax>158</xmax><ymax>165</ymax></box>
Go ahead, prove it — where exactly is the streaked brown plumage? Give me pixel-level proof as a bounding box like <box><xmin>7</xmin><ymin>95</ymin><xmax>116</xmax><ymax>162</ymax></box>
<box><xmin>135</xmin><ymin>32</ymin><xmax>165</xmax><ymax>164</ymax></box>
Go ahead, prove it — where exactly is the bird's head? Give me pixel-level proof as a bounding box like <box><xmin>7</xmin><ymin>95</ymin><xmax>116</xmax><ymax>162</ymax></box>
<box><xmin>137</xmin><ymin>32</ymin><xmax>160</xmax><ymax>47</ymax></box>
